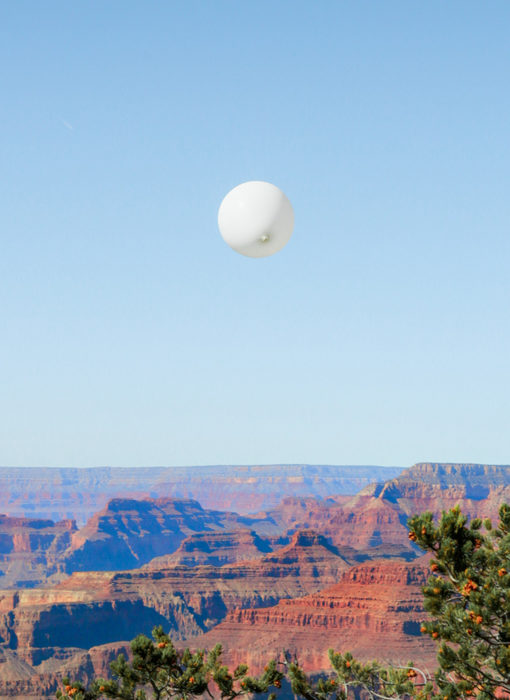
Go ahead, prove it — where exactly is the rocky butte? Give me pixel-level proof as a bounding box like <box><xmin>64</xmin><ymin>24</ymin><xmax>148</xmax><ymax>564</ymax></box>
<box><xmin>61</xmin><ymin>497</ymin><xmax>281</xmax><ymax>573</ymax></box>
<box><xmin>146</xmin><ymin>530</ymin><xmax>277</xmax><ymax>568</ymax></box>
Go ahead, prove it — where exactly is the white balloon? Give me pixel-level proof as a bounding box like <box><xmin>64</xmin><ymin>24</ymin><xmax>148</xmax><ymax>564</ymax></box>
<box><xmin>218</xmin><ymin>181</ymin><xmax>294</xmax><ymax>258</ymax></box>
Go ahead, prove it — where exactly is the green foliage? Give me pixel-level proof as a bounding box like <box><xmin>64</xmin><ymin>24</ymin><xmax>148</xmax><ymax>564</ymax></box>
<box><xmin>55</xmin><ymin>626</ymin><xmax>283</xmax><ymax>700</ymax></box>
<box><xmin>408</xmin><ymin>503</ymin><xmax>510</xmax><ymax>699</ymax></box>
<box><xmin>286</xmin><ymin>650</ymin><xmax>430</xmax><ymax>700</ymax></box>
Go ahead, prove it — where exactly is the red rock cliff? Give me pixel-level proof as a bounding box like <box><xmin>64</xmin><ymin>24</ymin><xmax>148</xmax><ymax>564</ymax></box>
<box><xmin>195</xmin><ymin>558</ymin><xmax>436</xmax><ymax>672</ymax></box>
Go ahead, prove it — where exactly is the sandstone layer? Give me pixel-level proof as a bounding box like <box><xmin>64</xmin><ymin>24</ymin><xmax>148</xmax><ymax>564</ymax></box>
<box><xmin>0</xmin><ymin>516</ymin><xmax>76</xmax><ymax>589</ymax></box>
<box><xmin>195</xmin><ymin>558</ymin><xmax>437</xmax><ymax>673</ymax></box>
<box><xmin>145</xmin><ymin>529</ymin><xmax>278</xmax><ymax>568</ymax></box>
<box><xmin>0</xmin><ymin>528</ymin><xmax>349</xmax><ymax>694</ymax></box>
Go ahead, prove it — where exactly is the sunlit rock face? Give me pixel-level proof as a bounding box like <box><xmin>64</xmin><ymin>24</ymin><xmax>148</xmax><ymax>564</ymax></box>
<box><xmin>194</xmin><ymin>558</ymin><xmax>437</xmax><ymax>672</ymax></box>
<box><xmin>0</xmin><ymin>529</ymin><xmax>351</xmax><ymax>696</ymax></box>
<box><xmin>0</xmin><ymin>527</ymin><xmax>349</xmax><ymax>655</ymax></box>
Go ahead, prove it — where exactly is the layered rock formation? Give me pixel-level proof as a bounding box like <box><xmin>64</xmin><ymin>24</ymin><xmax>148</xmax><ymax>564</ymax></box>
<box><xmin>3</xmin><ymin>463</ymin><xmax>509</xmax><ymax>592</ymax></box>
<box><xmin>0</xmin><ymin>528</ymin><xmax>350</xmax><ymax>697</ymax></box>
<box><xmin>264</xmin><ymin>463</ymin><xmax>510</xmax><ymax>560</ymax></box>
<box><xmin>0</xmin><ymin>465</ymin><xmax>402</xmax><ymax>523</ymax></box>
<box><xmin>264</xmin><ymin>494</ymin><xmax>415</xmax><ymax>560</ymax></box>
<box><xmin>0</xmin><ymin>559</ymin><xmax>436</xmax><ymax>696</ymax></box>
<box><xmin>0</xmin><ymin>516</ymin><xmax>76</xmax><ymax>589</ymax></box>
<box><xmin>371</xmin><ymin>462</ymin><xmax>510</xmax><ymax>520</ymax></box>
<box><xmin>62</xmin><ymin>497</ymin><xmax>280</xmax><ymax>573</ymax></box>
<box><xmin>145</xmin><ymin>529</ymin><xmax>278</xmax><ymax>568</ymax></box>
<box><xmin>195</xmin><ymin>558</ymin><xmax>437</xmax><ymax>672</ymax></box>
<box><xmin>2</xmin><ymin>462</ymin><xmax>510</xmax><ymax>697</ymax></box>
<box><xmin>4</xmin><ymin>463</ymin><xmax>509</xmax><ymax>591</ymax></box>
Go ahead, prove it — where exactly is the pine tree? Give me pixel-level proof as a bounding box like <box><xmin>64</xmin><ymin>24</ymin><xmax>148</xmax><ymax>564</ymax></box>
<box><xmin>284</xmin><ymin>649</ymin><xmax>428</xmax><ymax>700</ymax></box>
<box><xmin>56</xmin><ymin>626</ymin><xmax>283</xmax><ymax>700</ymax></box>
<box><xmin>407</xmin><ymin>503</ymin><xmax>510</xmax><ymax>699</ymax></box>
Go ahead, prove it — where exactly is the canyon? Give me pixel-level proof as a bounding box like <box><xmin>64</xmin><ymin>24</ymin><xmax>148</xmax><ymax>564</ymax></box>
<box><xmin>194</xmin><ymin>558</ymin><xmax>438</xmax><ymax>672</ymax></box>
<box><xmin>4</xmin><ymin>462</ymin><xmax>507</xmax><ymax>589</ymax></box>
<box><xmin>0</xmin><ymin>530</ymin><xmax>349</xmax><ymax>697</ymax></box>
<box><xmin>0</xmin><ymin>465</ymin><xmax>402</xmax><ymax>524</ymax></box>
<box><xmin>0</xmin><ymin>462</ymin><xmax>509</xmax><ymax>698</ymax></box>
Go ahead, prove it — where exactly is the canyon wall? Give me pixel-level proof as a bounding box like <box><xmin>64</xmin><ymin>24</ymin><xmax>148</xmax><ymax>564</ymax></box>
<box><xmin>0</xmin><ymin>516</ymin><xmax>76</xmax><ymax>589</ymax></box>
<box><xmin>195</xmin><ymin>558</ymin><xmax>437</xmax><ymax>672</ymax></box>
<box><xmin>0</xmin><ymin>464</ymin><xmax>402</xmax><ymax>523</ymax></box>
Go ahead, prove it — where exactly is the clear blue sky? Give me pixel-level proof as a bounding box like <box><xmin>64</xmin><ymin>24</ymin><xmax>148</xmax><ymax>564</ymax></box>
<box><xmin>1</xmin><ymin>1</ymin><xmax>509</xmax><ymax>468</ymax></box>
